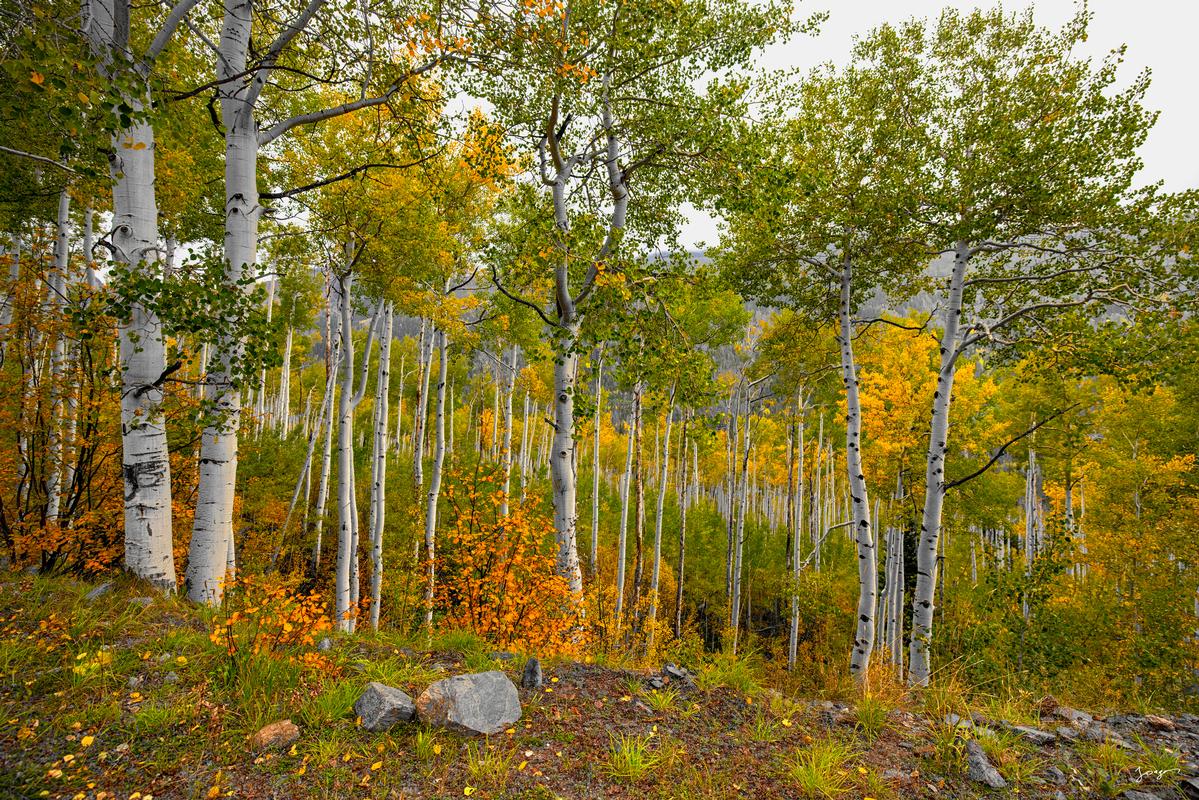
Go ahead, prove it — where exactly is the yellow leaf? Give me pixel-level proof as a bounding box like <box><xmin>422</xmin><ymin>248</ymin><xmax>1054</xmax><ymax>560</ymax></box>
<box><xmin>371</xmin><ymin>761</ymin><xmax>382</xmax><ymax>771</ymax></box>
<box><xmin>80</xmin><ymin>735</ymin><xmax>95</xmax><ymax>747</ymax></box>
<box><xmin>433</xmin><ymin>743</ymin><xmax>442</xmax><ymax>755</ymax></box>
<box><xmin>464</xmin><ymin>787</ymin><xmax>477</xmax><ymax>796</ymax></box>
<box><xmin>30</xmin><ymin>72</ymin><xmax>45</xmax><ymax>86</ymax></box>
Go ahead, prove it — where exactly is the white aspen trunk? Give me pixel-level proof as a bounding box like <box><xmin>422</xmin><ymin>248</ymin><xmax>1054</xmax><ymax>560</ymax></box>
<box><xmin>413</xmin><ymin>318</ymin><xmax>432</xmax><ymax>489</ymax></box>
<box><xmin>311</xmin><ymin>303</ymin><xmax>340</xmax><ymax>572</ymax></box>
<box><xmin>393</xmin><ymin>353</ymin><xmax>406</xmax><ymax>454</ymax></box>
<box><xmin>788</xmin><ymin>403</ymin><xmax>805</xmax><ymax>670</ymax></box>
<box><xmin>500</xmin><ymin>346</ymin><xmax>517</xmax><ymax>515</ymax></box>
<box><xmin>615</xmin><ymin>412</ymin><xmax>634</xmax><ymax>624</ymax></box>
<box><xmin>590</xmin><ymin>350</ymin><xmax>603</xmax><ymax>575</ymax></box>
<box><xmin>673</xmin><ymin>422</ymin><xmax>690</xmax><ymax>640</ymax></box>
<box><xmin>256</xmin><ymin>276</ymin><xmax>275</xmax><ymax>432</ymax></box>
<box><xmin>908</xmin><ymin>241</ymin><xmax>970</xmax><ymax>686</ymax></box>
<box><xmin>491</xmin><ymin>371</ymin><xmax>500</xmax><ymax>460</ymax></box>
<box><xmin>278</xmin><ymin>323</ymin><xmax>293</xmax><ymax>435</ymax></box>
<box><xmin>187</xmin><ymin>2</ymin><xmax>259</xmax><ymax>603</ymax></box>
<box><xmin>839</xmin><ymin>258</ymin><xmax>876</xmax><ymax>684</ymax></box>
<box><xmin>84</xmin><ymin>0</ymin><xmax>177</xmax><ymax>591</ymax></box>
<box><xmin>519</xmin><ymin>390</ymin><xmax>530</xmax><ymax>502</ymax></box>
<box><xmin>368</xmin><ymin>305</ymin><xmax>392</xmax><ymax>630</ymax></box>
<box><xmin>646</xmin><ymin>384</ymin><xmax>675</xmax><ymax>650</ymax></box>
<box><xmin>45</xmin><ymin>189</ymin><xmax>70</xmax><ymax>524</ymax></box>
<box><xmin>447</xmin><ymin>377</ymin><xmax>455</xmax><ymax>463</ymax></box>
<box><xmin>333</xmin><ymin>270</ymin><xmax>378</xmax><ymax>630</ymax></box>
<box><xmin>731</xmin><ymin>406</ymin><xmax>752</xmax><ymax>653</ymax></box>
<box><xmin>422</xmin><ymin>327</ymin><xmax>448</xmax><ymax>630</ymax></box>
<box><xmin>550</xmin><ymin>322</ymin><xmax>584</xmax><ymax>598</ymax></box>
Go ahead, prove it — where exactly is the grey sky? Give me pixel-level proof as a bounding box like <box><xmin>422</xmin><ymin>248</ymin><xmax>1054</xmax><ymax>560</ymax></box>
<box><xmin>679</xmin><ymin>0</ymin><xmax>1199</xmax><ymax>249</ymax></box>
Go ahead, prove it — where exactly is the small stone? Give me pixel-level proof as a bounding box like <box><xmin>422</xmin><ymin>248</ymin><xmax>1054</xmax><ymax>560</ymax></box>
<box><xmin>1056</xmin><ymin>726</ymin><xmax>1079</xmax><ymax>741</ymax></box>
<box><xmin>1038</xmin><ymin>695</ymin><xmax>1060</xmax><ymax>716</ymax></box>
<box><xmin>1055</xmin><ymin>706</ymin><xmax>1094</xmax><ymax>726</ymax></box>
<box><xmin>126</xmin><ymin>675</ymin><xmax>142</xmax><ymax>689</ymax></box>
<box><xmin>354</xmin><ymin>682</ymin><xmax>416</xmax><ymax>732</ymax></box>
<box><xmin>1045</xmin><ymin>765</ymin><xmax>1066</xmax><ymax>785</ymax></box>
<box><xmin>1123</xmin><ymin>791</ymin><xmax>1162</xmax><ymax>800</ymax></box>
<box><xmin>84</xmin><ymin>583</ymin><xmax>113</xmax><ymax>602</ymax></box>
<box><xmin>646</xmin><ymin>676</ymin><xmax>665</xmax><ymax>690</ymax></box>
<box><xmin>965</xmin><ymin>740</ymin><xmax>1007</xmax><ymax>789</ymax></box>
<box><xmin>489</xmin><ymin>651</ymin><xmax>515</xmax><ymax>661</ymax></box>
<box><xmin>1009</xmin><ymin>724</ymin><xmax>1056</xmax><ymax>746</ymax></box>
<box><xmin>156</xmin><ymin>652</ymin><xmax>173</xmax><ymax>664</ymax></box>
<box><xmin>163</xmin><ymin>671</ymin><xmax>179</xmax><ymax>684</ymax></box>
<box><xmin>250</xmin><ymin>719</ymin><xmax>299</xmax><ymax>750</ymax></box>
<box><xmin>521</xmin><ymin>657</ymin><xmax>543</xmax><ymax>690</ymax></box>
<box><xmin>317</xmin><ymin>637</ymin><xmax>332</xmax><ymax>652</ymax></box>
<box><xmin>1181</xmin><ymin>777</ymin><xmax>1199</xmax><ymax>800</ymax></box>
<box><xmin>416</xmin><ymin>671</ymin><xmax>521</xmax><ymax>736</ymax></box>
<box><xmin>129</xmin><ymin>597</ymin><xmax>153</xmax><ymax>607</ymax></box>
<box><xmin>1146</xmin><ymin>714</ymin><xmax>1176</xmax><ymax>731</ymax></box>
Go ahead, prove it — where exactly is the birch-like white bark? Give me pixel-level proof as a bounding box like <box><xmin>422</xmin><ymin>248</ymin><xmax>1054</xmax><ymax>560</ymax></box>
<box><xmin>646</xmin><ymin>384</ymin><xmax>675</xmax><ymax>649</ymax></box>
<box><xmin>422</xmin><ymin>327</ymin><xmax>448</xmax><ymax>629</ymax></box>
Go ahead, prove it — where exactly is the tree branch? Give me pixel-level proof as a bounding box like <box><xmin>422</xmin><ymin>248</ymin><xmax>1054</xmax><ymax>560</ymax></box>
<box><xmin>943</xmin><ymin>403</ymin><xmax>1081</xmax><ymax>493</ymax></box>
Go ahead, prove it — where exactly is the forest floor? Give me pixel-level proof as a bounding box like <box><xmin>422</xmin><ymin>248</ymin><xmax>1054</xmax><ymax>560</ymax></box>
<box><xmin>3</xmin><ymin>573</ymin><xmax>1199</xmax><ymax>800</ymax></box>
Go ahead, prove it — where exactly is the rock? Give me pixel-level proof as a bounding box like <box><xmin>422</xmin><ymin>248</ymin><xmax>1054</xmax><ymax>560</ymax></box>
<box><xmin>646</xmin><ymin>676</ymin><xmax>665</xmax><ymax>690</ymax></box>
<box><xmin>521</xmin><ymin>657</ymin><xmax>542</xmax><ymax>690</ymax></box>
<box><xmin>1181</xmin><ymin>777</ymin><xmax>1199</xmax><ymax>800</ymax></box>
<box><xmin>84</xmin><ymin>583</ymin><xmax>113</xmax><ymax>602</ymax></box>
<box><xmin>1038</xmin><ymin>695</ymin><xmax>1060</xmax><ymax>716</ymax></box>
<box><xmin>1056</xmin><ymin>726</ymin><xmax>1079</xmax><ymax>741</ymax></box>
<box><xmin>163</xmin><ymin>671</ymin><xmax>179</xmax><ymax>684</ymax></box>
<box><xmin>489</xmin><ymin>651</ymin><xmax>515</xmax><ymax>661</ymax></box>
<box><xmin>1123</xmin><ymin>791</ymin><xmax>1163</xmax><ymax>800</ymax></box>
<box><xmin>398</xmin><ymin>647</ymin><xmax>418</xmax><ymax>659</ymax></box>
<box><xmin>965</xmin><ymin>740</ymin><xmax>1007</xmax><ymax>789</ymax></box>
<box><xmin>1054</xmin><ymin>706</ymin><xmax>1094</xmax><ymax>727</ymax></box>
<box><xmin>1045</xmin><ymin>765</ymin><xmax>1066</xmax><ymax>785</ymax></box>
<box><xmin>129</xmin><ymin>597</ymin><xmax>153</xmax><ymax>607</ymax></box>
<box><xmin>1009</xmin><ymin>724</ymin><xmax>1056</xmax><ymax>746</ymax></box>
<box><xmin>249</xmin><ymin>719</ymin><xmax>299</xmax><ymax>749</ymax></box>
<box><xmin>416</xmin><ymin>671</ymin><xmax>521</xmax><ymax>736</ymax></box>
<box><xmin>945</xmin><ymin>713</ymin><xmax>972</xmax><ymax>729</ymax></box>
<box><xmin>317</xmin><ymin>637</ymin><xmax>333</xmax><ymax>652</ymax></box>
<box><xmin>354</xmin><ymin>682</ymin><xmax>416</xmax><ymax>732</ymax></box>
<box><xmin>156</xmin><ymin>652</ymin><xmax>174</xmax><ymax>664</ymax></box>
<box><xmin>126</xmin><ymin>675</ymin><xmax>142</xmax><ymax>689</ymax></box>
<box><xmin>1146</xmin><ymin>714</ymin><xmax>1176</xmax><ymax>731</ymax></box>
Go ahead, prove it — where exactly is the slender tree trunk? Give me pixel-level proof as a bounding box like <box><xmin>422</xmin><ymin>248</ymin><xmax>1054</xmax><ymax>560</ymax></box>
<box><xmin>422</xmin><ymin>327</ymin><xmax>448</xmax><ymax>630</ymax></box>
<box><xmin>839</xmin><ymin>257</ymin><xmax>876</xmax><ymax>684</ymax></box>
<box><xmin>674</xmin><ymin>419</ymin><xmax>690</xmax><ymax>640</ymax></box>
<box><xmin>84</xmin><ymin>0</ymin><xmax>177</xmax><ymax>592</ymax></box>
<box><xmin>909</xmin><ymin>241</ymin><xmax>970</xmax><ymax>686</ymax></box>
<box><xmin>646</xmin><ymin>384</ymin><xmax>675</xmax><ymax>650</ymax></box>
<box><xmin>500</xmin><ymin>345</ymin><xmax>517</xmax><ymax>515</ymax></box>
<box><xmin>413</xmin><ymin>318</ymin><xmax>430</xmax><ymax>490</ymax></box>
<box><xmin>590</xmin><ymin>349</ymin><xmax>603</xmax><ymax>576</ymax></box>
<box><xmin>278</xmin><ymin>321</ymin><xmax>293</xmax><ymax>435</ymax></box>
<box><xmin>368</xmin><ymin>305</ymin><xmax>392</xmax><ymax>630</ymax></box>
<box><xmin>731</xmin><ymin>402</ymin><xmax>751</xmax><ymax>653</ymax></box>
<box><xmin>45</xmin><ymin>189</ymin><xmax>70</xmax><ymax>525</ymax></box>
<box><xmin>615</xmin><ymin>410</ymin><xmax>634</xmax><ymax>625</ymax></box>
<box><xmin>311</xmin><ymin>301</ymin><xmax>340</xmax><ymax>572</ymax></box>
<box><xmin>630</xmin><ymin>384</ymin><xmax>645</xmax><ymax>617</ymax></box>
<box><xmin>550</xmin><ymin>320</ymin><xmax>584</xmax><ymax>598</ymax></box>
<box><xmin>788</xmin><ymin>402</ymin><xmax>805</xmax><ymax>670</ymax></box>
<box><xmin>187</xmin><ymin>8</ymin><xmax>259</xmax><ymax>602</ymax></box>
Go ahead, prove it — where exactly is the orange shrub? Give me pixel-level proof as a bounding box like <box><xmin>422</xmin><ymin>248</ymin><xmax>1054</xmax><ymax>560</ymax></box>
<box><xmin>437</xmin><ymin>465</ymin><xmax>585</xmax><ymax>655</ymax></box>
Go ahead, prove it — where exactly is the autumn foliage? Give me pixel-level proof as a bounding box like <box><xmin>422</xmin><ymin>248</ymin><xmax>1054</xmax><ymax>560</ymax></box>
<box><xmin>437</xmin><ymin>465</ymin><xmax>585</xmax><ymax>656</ymax></box>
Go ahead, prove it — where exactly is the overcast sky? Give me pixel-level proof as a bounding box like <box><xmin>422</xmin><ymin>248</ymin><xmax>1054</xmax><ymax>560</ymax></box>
<box><xmin>679</xmin><ymin>0</ymin><xmax>1199</xmax><ymax>249</ymax></box>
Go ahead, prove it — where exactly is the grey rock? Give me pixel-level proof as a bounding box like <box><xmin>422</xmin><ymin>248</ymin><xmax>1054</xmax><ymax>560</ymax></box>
<box><xmin>521</xmin><ymin>657</ymin><xmax>542</xmax><ymax>690</ymax></box>
<box><xmin>416</xmin><ymin>671</ymin><xmax>521</xmax><ymax>736</ymax></box>
<box><xmin>1009</xmin><ymin>724</ymin><xmax>1056</xmax><ymax>746</ymax></box>
<box><xmin>129</xmin><ymin>597</ymin><xmax>153</xmax><ymax>608</ymax></box>
<box><xmin>127</xmin><ymin>675</ymin><xmax>143</xmax><ymax>689</ymax></box>
<box><xmin>84</xmin><ymin>582</ymin><xmax>113</xmax><ymax>601</ymax></box>
<box><xmin>354</xmin><ymin>681</ymin><xmax>416</xmax><ymax>732</ymax></box>
<box><xmin>1123</xmin><ymin>791</ymin><xmax>1162</xmax><ymax>800</ymax></box>
<box><xmin>1181</xmin><ymin>776</ymin><xmax>1199</xmax><ymax>800</ymax></box>
<box><xmin>489</xmin><ymin>651</ymin><xmax>515</xmax><ymax>661</ymax></box>
<box><xmin>965</xmin><ymin>740</ymin><xmax>1007</xmax><ymax>789</ymax></box>
<box><xmin>164</xmin><ymin>671</ymin><xmax>179</xmax><ymax>684</ymax></box>
<box><xmin>1055</xmin><ymin>706</ymin><xmax>1094</xmax><ymax>727</ymax></box>
<box><xmin>646</xmin><ymin>676</ymin><xmax>665</xmax><ymax>690</ymax></box>
<box><xmin>1056</xmin><ymin>725</ymin><xmax>1080</xmax><ymax>741</ymax></box>
<box><xmin>156</xmin><ymin>652</ymin><xmax>174</xmax><ymax>664</ymax></box>
<box><xmin>317</xmin><ymin>637</ymin><xmax>333</xmax><ymax>652</ymax></box>
<box><xmin>1045</xmin><ymin>765</ymin><xmax>1066</xmax><ymax>785</ymax></box>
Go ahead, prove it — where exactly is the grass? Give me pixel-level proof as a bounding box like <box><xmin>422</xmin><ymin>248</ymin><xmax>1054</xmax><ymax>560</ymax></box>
<box><xmin>603</xmin><ymin>732</ymin><xmax>663</xmax><ymax>782</ymax></box>
<box><xmin>641</xmin><ymin>686</ymin><xmax>681</xmax><ymax>713</ymax></box>
<box><xmin>694</xmin><ymin>650</ymin><xmax>762</xmax><ymax>695</ymax></box>
<box><xmin>466</xmin><ymin>741</ymin><xmax>515</xmax><ymax>791</ymax></box>
<box><xmin>782</xmin><ymin>737</ymin><xmax>858</xmax><ymax>798</ymax></box>
<box><xmin>299</xmin><ymin>679</ymin><xmax>360</xmax><ymax>727</ymax></box>
<box><xmin>853</xmin><ymin>694</ymin><xmax>890</xmax><ymax>740</ymax></box>
<box><xmin>926</xmin><ymin>723</ymin><xmax>966</xmax><ymax>773</ymax></box>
